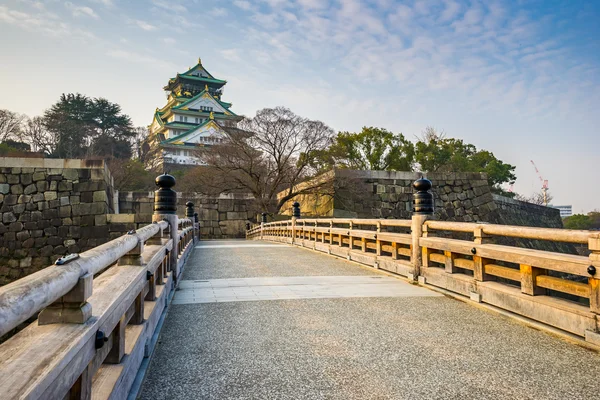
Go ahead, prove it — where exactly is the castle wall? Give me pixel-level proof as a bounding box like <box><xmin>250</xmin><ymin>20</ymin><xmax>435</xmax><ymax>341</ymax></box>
<box><xmin>0</xmin><ymin>158</ymin><xmax>115</xmax><ymax>285</ymax></box>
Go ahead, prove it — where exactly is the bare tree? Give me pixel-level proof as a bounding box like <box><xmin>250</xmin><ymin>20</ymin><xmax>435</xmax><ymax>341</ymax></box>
<box><xmin>0</xmin><ymin>109</ymin><xmax>24</xmax><ymax>142</ymax></box>
<box><xmin>515</xmin><ymin>190</ymin><xmax>554</xmax><ymax>206</ymax></box>
<box><xmin>418</xmin><ymin>125</ymin><xmax>446</xmax><ymax>143</ymax></box>
<box><xmin>21</xmin><ymin>116</ymin><xmax>57</xmax><ymax>154</ymax></box>
<box><xmin>198</xmin><ymin>107</ymin><xmax>335</xmax><ymax>213</ymax></box>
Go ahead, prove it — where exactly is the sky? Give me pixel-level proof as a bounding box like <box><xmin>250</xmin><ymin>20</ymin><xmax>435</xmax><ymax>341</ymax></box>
<box><xmin>0</xmin><ymin>0</ymin><xmax>599</xmax><ymax>213</ymax></box>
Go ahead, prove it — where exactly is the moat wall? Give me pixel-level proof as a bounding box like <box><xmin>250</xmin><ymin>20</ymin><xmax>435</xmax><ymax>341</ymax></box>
<box><xmin>117</xmin><ymin>191</ymin><xmax>256</xmax><ymax>239</ymax></box>
<box><xmin>0</xmin><ymin>158</ymin><xmax>116</xmax><ymax>284</ymax></box>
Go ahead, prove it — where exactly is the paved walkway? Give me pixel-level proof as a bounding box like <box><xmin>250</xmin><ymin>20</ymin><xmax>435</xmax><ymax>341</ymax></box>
<box><xmin>140</xmin><ymin>240</ymin><xmax>600</xmax><ymax>400</ymax></box>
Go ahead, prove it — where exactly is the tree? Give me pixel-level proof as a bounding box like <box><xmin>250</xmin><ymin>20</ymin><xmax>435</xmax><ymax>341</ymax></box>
<box><xmin>414</xmin><ymin>128</ymin><xmax>516</xmax><ymax>190</ymax></box>
<box><xmin>563</xmin><ymin>214</ymin><xmax>592</xmax><ymax>230</ymax></box>
<box><xmin>198</xmin><ymin>107</ymin><xmax>335</xmax><ymax>213</ymax></box>
<box><xmin>108</xmin><ymin>158</ymin><xmax>155</xmax><ymax>191</ymax></box>
<box><xmin>0</xmin><ymin>109</ymin><xmax>24</xmax><ymax>142</ymax></box>
<box><xmin>514</xmin><ymin>191</ymin><xmax>554</xmax><ymax>206</ymax></box>
<box><xmin>315</xmin><ymin>127</ymin><xmax>414</xmax><ymax>171</ymax></box>
<box><xmin>21</xmin><ymin>116</ymin><xmax>56</xmax><ymax>155</ymax></box>
<box><xmin>42</xmin><ymin>93</ymin><xmax>135</xmax><ymax>159</ymax></box>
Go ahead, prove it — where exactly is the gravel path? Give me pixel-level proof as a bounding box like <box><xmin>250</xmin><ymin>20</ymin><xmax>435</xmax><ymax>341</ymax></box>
<box><xmin>140</xmin><ymin>240</ymin><xmax>600</xmax><ymax>400</ymax></box>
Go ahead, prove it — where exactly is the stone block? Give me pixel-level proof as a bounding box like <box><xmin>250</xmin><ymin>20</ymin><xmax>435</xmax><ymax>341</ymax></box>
<box><xmin>44</xmin><ymin>192</ymin><xmax>58</xmax><ymax>201</ymax></box>
<box><xmin>60</xmin><ymin>196</ymin><xmax>70</xmax><ymax>206</ymax></box>
<box><xmin>32</xmin><ymin>171</ymin><xmax>45</xmax><ymax>181</ymax></box>
<box><xmin>62</xmin><ymin>217</ymin><xmax>73</xmax><ymax>226</ymax></box>
<box><xmin>21</xmin><ymin>174</ymin><xmax>32</xmax><ymax>185</ymax></box>
<box><xmin>93</xmin><ymin>191</ymin><xmax>107</xmax><ymax>202</ymax></box>
<box><xmin>59</xmin><ymin>205</ymin><xmax>71</xmax><ymax>218</ymax></box>
<box><xmin>37</xmin><ymin>201</ymin><xmax>48</xmax><ymax>211</ymax></box>
<box><xmin>469</xmin><ymin>292</ymin><xmax>482</xmax><ymax>303</ymax></box>
<box><xmin>2</xmin><ymin>212</ymin><xmax>16</xmax><ymax>223</ymax></box>
<box><xmin>58</xmin><ymin>181</ymin><xmax>73</xmax><ymax>191</ymax></box>
<box><xmin>23</xmin><ymin>184</ymin><xmax>37</xmax><ymax>195</ymax></box>
<box><xmin>95</xmin><ymin>215</ymin><xmax>107</xmax><ymax>226</ymax></box>
<box><xmin>10</xmin><ymin>184</ymin><xmax>23</xmax><ymax>195</ymax></box>
<box><xmin>0</xmin><ymin>183</ymin><xmax>9</xmax><ymax>194</ymax></box>
<box><xmin>7</xmin><ymin>175</ymin><xmax>19</xmax><ymax>184</ymax></box>
<box><xmin>90</xmin><ymin>202</ymin><xmax>106</xmax><ymax>214</ymax></box>
<box><xmin>70</xmin><ymin>195</ymin><xmax>80</xmax><ymax>205</ymax></box>
<box><xmin>48</xmin><ymin>199</ymin><xmax>60</xmax><ymax>209</ymax></box>
<box><xmin>9</xmin><ymin>221</ymin><xmax>23</xmax><ymax>232</ymax></box>
<box><xmin>36</xmin><ymin>181</ymin><xmax>48</xmax><ymax>192</ymax></box>
<box><xmin>62</xmin><ymin>169</ymin><xmax>79</xmax><ymax>180</ymax></box>
<box><xmin>16</xmin><ymin>231</ymin><xmax>30</xmax><ymax>241</ymax></box>
<box><xmin>13</xmin><ymin>204</ymin><xmax>25</xmax><ymax>214</ymax></box>
<box><xmin>49</xmin><ymin>181</ymin><xmax>58</xmax><ymax>191</ymax></box>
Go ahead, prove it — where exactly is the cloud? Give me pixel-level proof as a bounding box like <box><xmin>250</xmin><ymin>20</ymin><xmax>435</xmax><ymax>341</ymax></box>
<box><xmin>90</xmin><ymin>0</ymin><xmax>114</xmax><ymax>7</ymax></box>
<box><xmin>0</xmin><ymin>4</ymin><xmax>94</xmax><ymax>39</ymax></box>
<box><xmin>106</xmin><ymin>49</ymin><xmax>177</xmax><ymax>71</ymax></box>
<box><xmin>132</xmin><ymin>19</ymin><xmax>157</xmax><ymax>31</ymax></box>
<box><xmin>220</xmin><ymin>49</ymin><xmax>242</xmax><ymax>62</ymax></box>
<box><xmin>210</xmin><ymin>7</ymin><xmax>228</xmax><ymax>17</ymax></box>
<box><xmin>65</xmin><ymin>2</ymin><xmax>99</xmax><ymax>19</ymax></box>
<box><xmin>151</xmin><ymin>0</ymin><xmax>186</xmax><ymax>13</ymax></box>
<box><xmin>234</xmin><ymin>0</ymin><xmax>252</xmax><ymax>10</ymax></box>
<box><xmin>162</xmin><ymin>37</ymin><xmax>176</xmax><ymax>44</ymax></box>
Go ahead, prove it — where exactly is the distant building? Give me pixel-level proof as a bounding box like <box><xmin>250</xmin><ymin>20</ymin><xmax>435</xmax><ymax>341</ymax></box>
<box><xmin>551</xmin><ymin>205</ymin><xmax>573</xmax><ymax>218</ymax></box>
<box><xmin>148</xmin><ymin>58</ymin><xmax>242</xmax><ymax>168</ymax></box>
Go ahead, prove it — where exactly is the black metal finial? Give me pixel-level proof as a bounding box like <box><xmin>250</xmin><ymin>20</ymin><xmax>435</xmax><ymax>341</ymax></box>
<box><xmin>186</xmin><ymin>201</ymin><xmax>195</xmax><ymax>218</ymax></box>
<box><xmin>292</xmin><ymin>202</ymin><xmax>301</xmax><ymax>218</ymax></box>
<box><xmin>588</xmin><ymin>265</ymin><xmax>597</xmax><ymax>276</ymax></box>
<box><xmin>261</xmin><ymin>213</ymin><xmax>267</xmax><ymax>223</ymax></box>
<box><xmin>154</xmin><ymin>173</ymin><xmax>177</xmax><ymax>215</ymax></box>
<box><xmin>194</xmin><ymin>212</ymin><xmax>199</xmax><ymax>223</ymax></box>
<box><xmin>412</xmin><ymin>177</ymin><xmax>434</xmax><ymax>215</ymax></box>
<box><xmin>246</xmin><ymin>222</ymin><xmax>251</xmax><ymax>230</ymax></box>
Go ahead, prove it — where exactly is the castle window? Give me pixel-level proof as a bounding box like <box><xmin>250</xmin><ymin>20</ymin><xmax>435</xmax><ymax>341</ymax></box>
<box><xmin>184</xmin><ymin>116</ymin><xmax>188</xmax><ymax>122</ymax></box>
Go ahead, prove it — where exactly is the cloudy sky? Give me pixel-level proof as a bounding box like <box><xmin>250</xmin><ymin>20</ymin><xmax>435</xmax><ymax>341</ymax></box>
<box><xmin>1</xmin><ymin>0</ymin><xmax>599</xmax><ymax>213</ymax></box>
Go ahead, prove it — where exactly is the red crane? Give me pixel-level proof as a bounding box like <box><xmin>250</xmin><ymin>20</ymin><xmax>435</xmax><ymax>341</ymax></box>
<box><xmin>530</xmin><ymin>160</ymin><xmax>549</xmax><ymax>206</ymax></box>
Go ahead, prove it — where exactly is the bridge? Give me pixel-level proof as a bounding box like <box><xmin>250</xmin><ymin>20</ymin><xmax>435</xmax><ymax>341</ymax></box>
<box><xmin>1</xmin><ymin>176</ymin><xmax>600</xmax><ymax>399</ymax></box>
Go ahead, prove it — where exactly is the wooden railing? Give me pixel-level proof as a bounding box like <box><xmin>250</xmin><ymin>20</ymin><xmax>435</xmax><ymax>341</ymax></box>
<box><xmin>0</xmin><ymin>217</ymin><xmax>196</xmax><ymax>399</ymax></box>
<box><xmin>248</xmin><ymin>217</ymin><xmax>600</xmax><ymax>342</ymax></box>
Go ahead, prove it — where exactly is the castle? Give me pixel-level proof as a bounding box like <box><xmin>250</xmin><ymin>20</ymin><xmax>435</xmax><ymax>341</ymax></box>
<box><xmin>148</xmin><ymin>58</ymin><xmax>242</xmax><ymax>168</ymax></box>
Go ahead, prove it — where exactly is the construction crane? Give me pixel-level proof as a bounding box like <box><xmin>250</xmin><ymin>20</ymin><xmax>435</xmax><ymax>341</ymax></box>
<box><xmin>530</xmin><ymin>160</ymin><xmax>549</xmax><ymax>206</ymax></box>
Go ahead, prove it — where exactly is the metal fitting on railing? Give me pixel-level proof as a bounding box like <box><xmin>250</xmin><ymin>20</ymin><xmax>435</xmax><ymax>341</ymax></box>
<box><xmin>293</xmin><ymin>202</ymin><xmax>301</xmax><ymax>218</ymax></box>
<box><xmin>154</xmin><ymin>173</ymin><xmax>177</xmax><ymax>215</ymax></box>
<box><xmin>186</xmin><ymin>201</ymin><xmax>195</xmax><ymax>218</ymax></box>
<box><xmin>412</xmin><ymin>177</ymin><xmax>434</xmax><ymax>215</ymax></box>
<box><xmin>261</xmin><ymin>213</ymin><xmax>267</xmax><ymax>223</ymax></box>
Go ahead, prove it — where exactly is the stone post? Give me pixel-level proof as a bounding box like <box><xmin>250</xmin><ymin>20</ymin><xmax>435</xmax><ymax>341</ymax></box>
<box><xmin>260</xmin><ymin>212</ymin><xmax>267</xmax><ymax>240</ymax></box>
<box><xmin>152</xmin><ymin>173</ymin><xmax>179</xmax><ymax>282</ymax></box>
<box><xmin>410</xmin><ymin>177</ymin><xmax>434</xmax><ymax>282</ymax></box>
<box><xmin>185</xmin><ymin>202</ymin><xmax>197</xmax><ymax>243</ymax></box>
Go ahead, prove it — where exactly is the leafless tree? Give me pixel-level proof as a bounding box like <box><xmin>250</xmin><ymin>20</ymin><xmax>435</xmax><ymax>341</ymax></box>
<box><xmin>515</xmin><ymin>190</ymin><xmax>553</xmax><ymax>206</ymax></box>
<box><xmin>0</xmin><ymin>109</ymin><xmax>24</xmax><ymax>142</ymax></box>
<box><xmin>21</xmin><ymin>116</ymin><xmax>57</xmax><ymax>154</ymax></box>
<box><xmin>197</xmin><ymin>107</ymin><xmax>335</xmax><ymax>213</ymax></box>
<box><xmin>417</xmin><ymin>125</ymin><xmax>446</xmax><ymax>143</ymax></box>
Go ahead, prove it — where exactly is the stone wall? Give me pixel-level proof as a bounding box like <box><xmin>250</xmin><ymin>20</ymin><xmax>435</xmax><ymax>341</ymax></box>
<box><xmin>0</xmin><ymin>158</ymin><xmax>115</xmax><ymax>285</ymax></box>
<box><xmin>118</xmin><ymin>192</ymin><xmax>256</xmax><ymax>238</ymax></box>
<box><xmin>278</xmin><ymin>169</ymin><xmax>568</xmax><ymax>252</ymax></box>
<box><xmin>280</xmin><ymin>169</ymin><xmax>501</xmax><ymax>222</ymax></box>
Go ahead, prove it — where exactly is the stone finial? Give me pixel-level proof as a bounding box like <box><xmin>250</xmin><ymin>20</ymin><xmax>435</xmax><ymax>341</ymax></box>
<box><xmin>194</xmin><ymin>212</ymin><xmax>199</xmax><ymax>223</ymax></box>
<box><xmin>154</xmin><ymin>173</ymin><xmax>177</xmax><ymax>215</ymax></box>
<box><xmin>261</xmin><ymin>213</ymin><xmax>267</xmax><ymax>223</ymax></box>
<box><xmin>185</xmin><ymin>201</ymin><xmax>195</xmax><ymax>218</ymax></box>
<box><xmin>412</xmin><ymin>177</ymin><xmax>434</xmax><ymax>215</ymax></box>
<box><xmin>292</xmin><ymin>202</ymin><xmax>301</xmax><ymax>218</ymax></box>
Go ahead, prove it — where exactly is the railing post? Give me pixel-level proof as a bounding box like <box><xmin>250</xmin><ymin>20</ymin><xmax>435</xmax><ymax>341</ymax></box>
<box><xmin>473</xmin><ymin>225</ymin><xmax>493</xmax><ymax>281</ymax></box>
<box><xmin>186</xmin><ymin>202</ymin><xmax>197</xmax><ymax>243</ymax></box>
<box><xmin>260</xmin><ymin>212</ymin><xmax>267</xmax><ymax>240</ymax></box>
<box><xmin>292</xmin><ymin>202</ymin><xmax>300</xmax><ymax>245</ymax></box>
<box><xmin>588</xmin><ymin>233</ymin><xmax>600</xmax><ymax>313</ymax></box>
<box><xmin>38</xmin><ymin>270</ymin><xmax>93</xmax><ymax>325</ymax></box>
<box><xmin>410</xmin><ymin>177</ymin><xmax>434</xmax><ymax>282</ymax></box>
<box><xmin>152</xmin><ymin>173</ymin><xmax>179</xmax><ymax>282</ymax></box>
<box><xmin>194</xmin><ymin>212</ymin><xmax>199</xmax><ymax>241</ymax></box>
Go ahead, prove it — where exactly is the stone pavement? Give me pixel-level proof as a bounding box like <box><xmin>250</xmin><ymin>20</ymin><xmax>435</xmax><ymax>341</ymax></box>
<box><xmin>140</xmin><ymin>240</ymin><xmax>600</xmax><ymax>400</ymax></box>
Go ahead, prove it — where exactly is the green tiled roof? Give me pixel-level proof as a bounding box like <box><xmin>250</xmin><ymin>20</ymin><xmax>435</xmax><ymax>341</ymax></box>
<box><xmin>163</xmin><ymin>119</ymin><xmax>219</xmax><ymax>144</ymax></box>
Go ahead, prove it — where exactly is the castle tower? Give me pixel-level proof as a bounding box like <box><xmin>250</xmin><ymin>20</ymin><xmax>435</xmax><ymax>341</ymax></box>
<box><xmin>148</xmin><ymin>58</ymin><xmax>242</xmax><ymax>168</ymax></box>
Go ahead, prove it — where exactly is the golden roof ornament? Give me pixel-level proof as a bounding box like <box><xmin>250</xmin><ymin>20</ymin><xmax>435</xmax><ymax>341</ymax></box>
<box><xmin>205</xmin><ymin>84</ymin><xmax>209</xmax><ymax>91</ymax></box>
<box><xmin>198</xmin><ymin>57</ymin><xmax>202</xmax><ymax>64</ymax></box>
<box><xmin>209</xmin><ymin>112</ymin><xmax>214</xmax><ymax>120</ymax></box>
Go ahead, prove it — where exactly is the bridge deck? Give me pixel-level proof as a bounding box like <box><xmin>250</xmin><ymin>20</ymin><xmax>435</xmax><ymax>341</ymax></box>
<box><xmin>140</xmin><ymin>240</ymin><xmax>600</xmax><ymax>400</ymax></box>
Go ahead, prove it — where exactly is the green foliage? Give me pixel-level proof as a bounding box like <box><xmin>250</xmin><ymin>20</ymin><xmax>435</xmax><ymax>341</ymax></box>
<box><xmin>415</xmin><ymin>137</ymin><xmax>516</xmax><ymax>189</ymax></box>
<box><xmin>43</xmin><ymin>93</ymin><xmax>135</xmax><ymax>159</ymax></box>
<box><xmin>563</xmin><ymin>211</ymin><xmax>600</xmax><ymax>230</ymax></box>
<box><xmin>315</xmin><ymin>127</ymin><xmax>414</xmax><ymax>172</ymax></box>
